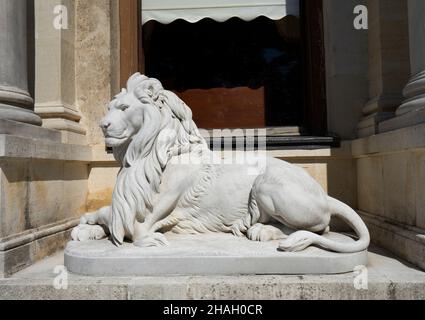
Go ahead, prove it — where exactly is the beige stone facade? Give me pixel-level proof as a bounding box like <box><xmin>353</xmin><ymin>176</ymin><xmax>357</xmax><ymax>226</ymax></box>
<box><xmin>0</xmin><ymin>0</ymin><xmax>424</xmax><ymax>284</ymax></box>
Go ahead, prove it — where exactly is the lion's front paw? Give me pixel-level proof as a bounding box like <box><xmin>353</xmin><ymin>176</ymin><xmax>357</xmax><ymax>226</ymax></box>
<box><xmin>71</xmin><ymin>224</ymin><xmax>108</xmax><ymax>242</ymax></box>
<box><xmin>133</xmin><ymin>233</ymin><xmax>169</xmax><ymax>248</ymax></box>
<box><xmin>79</xmin><ymin>212</ymin><xmax>99</xmax><ymax>225</ymax></box>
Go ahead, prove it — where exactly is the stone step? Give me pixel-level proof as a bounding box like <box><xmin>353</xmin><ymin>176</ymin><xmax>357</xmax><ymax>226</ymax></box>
<box><xmin>1</xmin><ymin>246</ymin><xmax>424</xmax><ymax>300</ymax></box>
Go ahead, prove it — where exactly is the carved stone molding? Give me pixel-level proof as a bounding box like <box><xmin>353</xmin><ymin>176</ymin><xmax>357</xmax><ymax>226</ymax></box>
<box><xmin>397</xmin><ymin>70</ymin><xmax>425</xmax><ymax>116</ymax></box>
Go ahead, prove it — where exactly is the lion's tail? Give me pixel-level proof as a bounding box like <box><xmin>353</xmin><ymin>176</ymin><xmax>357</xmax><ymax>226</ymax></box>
<box><xmin>279</xmin><ymin>197</ymin><xmax>370</xmax><ymax>253</ymax></box>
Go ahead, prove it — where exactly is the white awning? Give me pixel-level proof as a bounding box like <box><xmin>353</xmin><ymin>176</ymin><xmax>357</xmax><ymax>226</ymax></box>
<box><xmin>142</xmin><ymin>0</ymin><xmax>300</xmax><ymax>25</ymax></box>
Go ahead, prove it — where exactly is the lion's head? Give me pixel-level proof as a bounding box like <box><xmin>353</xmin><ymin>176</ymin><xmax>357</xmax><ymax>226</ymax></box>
<box><xmin>102</xmin><ymin>73</ymin><xmax>208</xmax><ymax>245</ymax></box>
<box><xmin>100</xmin><ymin>73</ymin><xmax>207</xmax><ymax>167</ymax></box>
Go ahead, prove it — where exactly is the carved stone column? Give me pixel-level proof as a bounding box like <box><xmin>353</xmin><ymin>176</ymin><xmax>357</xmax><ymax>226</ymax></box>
<box><xmin>380</xmin><ymin>0</ymin><xmax>425</xmax><ymax>132</ymax></box>
<box><xmin>0</xmin><ymin>0</ymin><xmax>42</xmax><ymax>126</ymax></box>
<box><xmin>357</xmin><ymin>0</ymin><xmax>410</xmax><ymax>137</ymax></box>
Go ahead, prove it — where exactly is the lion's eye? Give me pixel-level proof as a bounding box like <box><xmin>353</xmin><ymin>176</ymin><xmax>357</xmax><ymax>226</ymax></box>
<box><xmin>120</xmin><ymin>105</ymin><xmax>129</xmax><ymax>111</ymax></box>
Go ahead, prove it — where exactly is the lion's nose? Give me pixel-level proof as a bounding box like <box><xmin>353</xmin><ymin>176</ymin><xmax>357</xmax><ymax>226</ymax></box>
<box><xmin>100</xmin><ymin>120</ymin><xmax>111</xmax><ymax>130</ymax></box>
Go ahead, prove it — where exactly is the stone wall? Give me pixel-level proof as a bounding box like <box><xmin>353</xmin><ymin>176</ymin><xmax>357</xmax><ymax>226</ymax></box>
<box><xmin>352</xmin><ymin>0</ymin><xmax>425</xmax><ymax>270</ymax></box>
<box><xmin>75</xmin><ymin>0</ymin><xmax>119</xmax><ymax>146</ymax></box>
<box><xmin>73</xmin><ymin>0</ymin><xmax>121</xmax><ymax>212</ymax></box>
<box><xmin>0</xmin><ymin>129</ymin><xmax>91</xmax><ymax>277</ymax></box>
<box><xmin>353</xmin><ymin>124</ymin><xmax>425</xmax><ymax>269</ymax></box>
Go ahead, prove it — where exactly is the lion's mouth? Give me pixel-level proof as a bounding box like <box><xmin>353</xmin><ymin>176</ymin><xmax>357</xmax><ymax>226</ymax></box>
<box><xmin>105</xmin><ymin>134</ymin><xmax>127</xmax><ymax>140</ymax></box>
<box><xmin>104</xmin><ymin>134</ymin><xmax>130</xmax><ymax>147</ymax></box>
<box><xmin>104</xmin><ymin>129</ymin><xmax>130</xmax><ymax>139</ymax></box>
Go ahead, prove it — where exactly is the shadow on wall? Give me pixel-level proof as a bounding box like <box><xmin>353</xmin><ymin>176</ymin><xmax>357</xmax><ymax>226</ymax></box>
<box><xmin>27</xmin><ymin>0</ymin><xmax>35</xmax><ymax>99</ymax></box>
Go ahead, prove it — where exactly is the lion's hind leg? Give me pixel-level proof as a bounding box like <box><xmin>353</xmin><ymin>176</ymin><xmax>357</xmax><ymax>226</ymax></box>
<box><xmin>247</xmin><ymin>178</ymin><xmax>288</xmax><ymax>242</ymax></box>
<box><xmin>247</xmin><ymin>223</ymin><xmax>288</xmax><ymax>242</ymax></box>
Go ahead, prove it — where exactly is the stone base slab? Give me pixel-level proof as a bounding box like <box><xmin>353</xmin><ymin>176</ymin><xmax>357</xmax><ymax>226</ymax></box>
<box><xmin>65</xmin><ymin>233</ymin><xmax>367</xmax><ymax>276</ymax></box>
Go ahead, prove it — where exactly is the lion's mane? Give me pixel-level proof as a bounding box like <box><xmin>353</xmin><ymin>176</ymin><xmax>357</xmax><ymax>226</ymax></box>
<box><xmin>109</xmin><ymin>73</ymin><xmax>208</xmax><ymax>245</ymax></box>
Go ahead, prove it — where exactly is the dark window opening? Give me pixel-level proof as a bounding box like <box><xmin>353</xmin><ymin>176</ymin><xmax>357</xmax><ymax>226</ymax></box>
<box><xmin>143</xmin><ymin>16</ymin><xmax>304</xmax><ymax>129</ymax></box>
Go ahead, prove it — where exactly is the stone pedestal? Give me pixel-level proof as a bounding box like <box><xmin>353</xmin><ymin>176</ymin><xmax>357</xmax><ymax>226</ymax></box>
<box><xmin>0</xmin><ymin>0</ymin><xmax>42</xmax><ymax>126</ymax></box>
<box><xmin>380</xmin><ymin>0</ymin><xmax>425</xmax><ymax>132</ymax></box>
<box><xmin>357</xmin><ymin>0</ymin><xmax>410</xmax><ymax>137</ymax></box>
<box><xmin>65</xmin><ymin>234</ymin><xmax>368</xmax><ymax>276</ymax></box>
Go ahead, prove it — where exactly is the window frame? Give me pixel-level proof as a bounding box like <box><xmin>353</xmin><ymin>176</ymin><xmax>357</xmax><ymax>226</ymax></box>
<box><xmin>119</xmin><ymin>0</ymin><xmax>329</xmax><ymax>138</ymax></box>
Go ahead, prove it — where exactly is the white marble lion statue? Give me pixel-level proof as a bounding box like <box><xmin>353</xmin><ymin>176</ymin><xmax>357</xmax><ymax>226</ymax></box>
<box><xmin>72</xmin><ymin>73</ymin><xmax>370</xmax><ymax>253</ymax></box>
